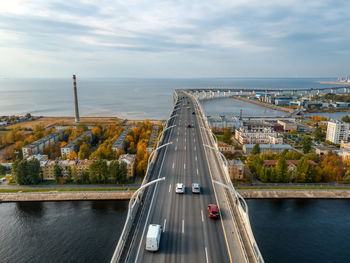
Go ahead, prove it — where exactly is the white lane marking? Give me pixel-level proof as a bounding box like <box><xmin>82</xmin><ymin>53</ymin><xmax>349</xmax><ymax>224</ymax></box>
<box><xmin>172</xmin><ymin>162</ymin><xmax>175</xmax><ymax>169</ymax></box>
<box><xmin>182</xmin><ymin>219</ymin><xmax>184</xmax><ymax>233</ymax></box>
<box><xmin>184</xmin><ymin>163</ymin><xmax>186</xmax><ymax>170</ymax></box>
<box><xmin>163</xmin><ymin>219</ymin><xmax>167</xmax><ymax>232</ymax></box>
<box><xmin>169</xmin><ymin>184</ymin><xmax>172</xmax><ymax>193</ymax></box>
<box><xmin>194</xmin><ymin>138</ymin><xmax>196</xmax><ymax>143</ymax></box>
<box><xmin>185</xmin><ymin>138</ymin><xmax>186</xmax><ymax>143</ymax></box>
<box><xmin>194</xmin><ymin>146</ymin><xmax>196</xmax><ymax>151</ymax></box>
<box><xmin>197</xmin><ymin>168</ymin><xmax>199</xmax><ymax>175</ymax></box>
<box><xmin>184</xmin><ymin>146</ymin><xmax>186</xmax><ymax>151</ymax></box>
<box><xmin>201</xmin><ymin>209</ymin><xmax>204</xmax><ymax>222</ymax></box>
<box><xmin>175</xmin><ymin>146</ymin><xmax>177</xmax><ymax>151</ymax></box>
<box><xmin>177</xmin><ymin>138</ymin><xmax>178</xmax><ymax>142</ymax></box>
<box><xmin>195</xmin><ymin>156</ymin><xmax>197</xmax><ymax>161</ymax></box>
<box><xmin>205</xmin><ymin>247</ymin><xmax>209</xmax><ymax>263</ymax></box>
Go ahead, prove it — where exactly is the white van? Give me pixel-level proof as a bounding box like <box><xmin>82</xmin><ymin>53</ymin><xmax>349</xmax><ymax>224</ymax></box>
<box><xmin>145</xmin><ymin>224</ymin><xmax>162</xmax><ymax>252</ymax></box>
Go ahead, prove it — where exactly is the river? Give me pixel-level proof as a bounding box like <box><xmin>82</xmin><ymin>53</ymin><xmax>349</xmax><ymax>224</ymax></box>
<box><xmin>0</xmin><ymin>199</ymin><xmax>349</xmax><ymax>263</ymax></box>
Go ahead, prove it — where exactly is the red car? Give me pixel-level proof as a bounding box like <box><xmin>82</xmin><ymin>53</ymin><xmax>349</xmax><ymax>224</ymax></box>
<box><xmin>208</xmin><ymin>204</ymin><xmax>220</xmax><ymax>219</ymax></box>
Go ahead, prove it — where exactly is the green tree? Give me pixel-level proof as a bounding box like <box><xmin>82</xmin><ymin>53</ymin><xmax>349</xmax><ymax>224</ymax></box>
<box><xmin>251</xmin><ymin>144</ymin><xmax>261</xmax><ymax>155</ymax></box>
<box><xmin>53</xmin><ymin>164</ymin><xmax>62</xmax><ymax>183</ymax></box>
<box><xmin>0</xmin><ymin>164</ymin><xmax>6</xmax><ymax>175</ymax></box>
<box><xmin>284</xmin><ymin>150</ymin><xmax>302</xmax><ymax>160</ymax></box>
<box><xmin>275</xmin><ymin>156</ymin><xmax>289</xmax><ymax>182</ymax></box>
<box><xmin>301</xmin><ymin>136</ymin><xmax>312</xmax><ymax>154</ymax></box>
<box><xmin>71</xmin><ymin>166</ymin><xmax>80</xmax><ymax>184</ymax></box>
<box><xmin>66</xmin><ymin>166</ymin><xmax>72</xmax><ymax>183</ymax></box>
<box><xmin>78</xmin><ymin>143</ymin><xmax>92</xmax><ymax>159</ymax></box>
<box><xmin>12</xmin><ymin>160</ymin><xmax>29</xmax><ymax>185</ymax></box>
<box><xmin>109</xmin><ymin>160</ymin><xmax>120</xmax><ymax>184</ymax></box>
<box><xmin>27</xmin><ymin>159</ymin><xmax>40</xmax><ymax>184</ymax></box>
<box><xmin>119</xmin><ymin>161</ymin><xmax>128</xmax><ymax>183</ymax></box>
<box><xmin>296</xmin><ymin>157</ymin><xmax>315</xmax><ymax>183</ymax></box>
<box><xmin>341</xmin><ymin>115</ymin><xmax>350</xmax><ymax>123</ymax></box>
<box><xmin>89</xmin><ymin>160</ymin><xmax>108</xmax><ymax>183</ymax></box>
<box><xmin>313</xmin><ymin>127</ymin><xmax>324</xmax><ymax>142</ymax></box>
<box><xmin>222</xmin><ymin>128</ymin><xmax>233</xmax><ymax>144</ymax></box>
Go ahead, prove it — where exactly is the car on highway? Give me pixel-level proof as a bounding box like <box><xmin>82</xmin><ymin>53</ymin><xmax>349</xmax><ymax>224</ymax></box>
<box><xmin>192</xmin><ymin>183</ymin><xmax>200</xmax><ymax>194</ymax></box>
<box><xmin>187</xmin><ymin>124</ymin><xmax>192</xmax><ymax>128</ymax></box>
<box><xmin>208</xmin><ymin>204</ymin><xmax>220</xmax><ymax>219</ymax></box>
<box><xmin>175</xmin><ymin>183</ymin><xmax>185</xmax><ymax>194</ymax></box>
<box><xmin>145</xmin><ymin>224</ymin><xmax>162</xmax><ymax>252</ymax></box>
<box><xmin>192</xmin><ymin>111</ymin><xmax>195</xmax><ymax>115</ymax></box>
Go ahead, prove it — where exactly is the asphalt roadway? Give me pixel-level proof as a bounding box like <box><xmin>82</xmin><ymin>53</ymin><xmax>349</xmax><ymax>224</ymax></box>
<box><xmin>124</xmin><ymin>92</ymin><xmax>248</xmax><ymax>263</ymax></box>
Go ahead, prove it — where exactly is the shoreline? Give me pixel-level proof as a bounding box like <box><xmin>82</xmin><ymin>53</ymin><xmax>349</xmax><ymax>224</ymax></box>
<box><xmin>2</xmin><ymin>189</ymin><xmax>350</xmax><ymax>202</ymax></box>
<box><xmin>231</xmin><ymin>96</ymin><xmax>294</xmax><ymax>113</ymax></box>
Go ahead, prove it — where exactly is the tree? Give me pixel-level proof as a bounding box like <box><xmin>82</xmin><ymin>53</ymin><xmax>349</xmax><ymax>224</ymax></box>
<box><xmin>66</xmin><ymin>166</ymin><xmax>72</xmax><ymax>183</ymax></box>
<box><xmin>0</xmin><ymin>164</ymin><xmax>6</xmax><ymax>175</ymax></box>
<box><xmin>89</xmin><ymin>160</ymin><xmax>108</xmax><ymax>184</ymax></box>
<box><xmin>12</xmin><ymin>159</ymin><xmax>40</xmax><ymax>185</ymax></box>
<box><xmin>275</xmin><ymin>156</ymin><xmax>289</xmax><ymax>183</ymax></box>
<box><xmin>119</xmin><ymin>161</ymin><xmax>128</xmax><ymax>183</ymax></box>
<box><xmin>301</xmin><ymin>136</ymin><xmax>312</xmax><ymax>154</ymax></box>
<box><xmin>71</xmin><ymin>166</ymin><xmax>80</xmax><ymax>184</ymax></box>
<box><xmin>222</xmin><ymin>128</ymin><xmax>233</xmax><ymax>144</ymax></box>
<box><xmin>313</xmin><ymin>127</ymin><xmax>324</xmax><ymax>142</ymax></box>
<box><xmin>27</xmin><ymin>159</ymin><xmax>40</xmax><ymax>184</ymax></box>
<box><xmin>341</xmin><ymin>115</ymin><xmax>350</xmax><ymax>123</ymax></box>
<box><xmin>78</xmin><ymin>143</ymin><xmax>92</xmax><ymax>160</ymax></box>
<box><xmin>290</xmin><ymin>129</ymin><xmax>297</xmax><ymax>134</ymax></box>
<box><xmin>53</xmin><ymin>164</ymin><xmax>62</xmax><ymax>183</ymax></box>
<box><xmin>296</xmin><ymin>157</ymin><xmax>315</xmax><ymax>183</ymax></box>
<box><xmin>109</xmin><ymin>160</ymin><xmax>120</xmax><ymax>184</ymax></box>
<box><xmin>67</xmin><ymin>151</ymin><xmax>78</xmax><ymax>160</ymax></box>
<box><xmin>284</xmin><ymin>150</ymin><xmax>302</xmax><ymax>160</ymax></box>
<box><xmin>251</xmin><ymin>144</ymin><xmax>261</xmax><ymax>155</ymax></box>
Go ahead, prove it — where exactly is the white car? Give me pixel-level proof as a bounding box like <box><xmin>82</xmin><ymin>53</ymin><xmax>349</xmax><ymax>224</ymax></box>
<box><xmin>192</xmin><ymin>183</ymin><xmax>200</xmax><ymax>194</ymax></box>
<box><xmin>175</xmin><ymin>183</ymin><xmax>185</xmax><ymax>194</ymax></box>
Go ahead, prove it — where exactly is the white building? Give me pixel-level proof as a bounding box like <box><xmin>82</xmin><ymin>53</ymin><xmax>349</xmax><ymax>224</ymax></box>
<box><xmin>61</xmin><ymin>131</ymin><xmax>92</xmax><ymax>157</ymax></box>
<box><xmin>235</xmin><ymin>126</ymin><xmax>283</xmax><ymax>145</ymax></box>
<box><xmin>326</xmin><ymin>120</ymin><xmax>349</xmax><ymax>144</ymax></box>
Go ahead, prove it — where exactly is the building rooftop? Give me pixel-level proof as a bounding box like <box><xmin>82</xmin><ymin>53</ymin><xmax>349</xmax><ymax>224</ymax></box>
<box><xmin>62</xmin><ymin>131</ymin><xmax>92</xmax><ymax>149</ymax></box>
<box><xmin>112</xmin><ymin>128</ymin><xmax>131</xmax><ymax>150</ymax></box>
<box><xmin>147</xmin><ymin>126</ymin><xmax>159</xmax><ymax>149</ymax></box>
<box><xmin>244</xmin><ymin>144</ymin><xmax>292</xmax><ymax>149</ymax></box>
<box><xmin>119</xmin><ymin>154</ymin><xmax>136</xmax><ymax>165</ymax></box>
<box><xmin>23</xmin><ymin>130</ymin><xmax>64</xmax><ymax>149</ymax></box>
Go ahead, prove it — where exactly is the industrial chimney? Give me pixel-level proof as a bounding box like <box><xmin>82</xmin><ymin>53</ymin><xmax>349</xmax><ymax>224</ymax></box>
<box><xmin>73</xmin><ymin>74</ymin><xmax>80</xmax><ymax>123</ymax></box>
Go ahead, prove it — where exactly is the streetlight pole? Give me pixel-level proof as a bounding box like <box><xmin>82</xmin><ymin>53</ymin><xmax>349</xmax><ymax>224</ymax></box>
<box><xmin>200</xmin><ymin>127</ymin><xmax>218</xmax><ymax>144</ymax></box>
<box><xmin>203</xmin><ymin>144</ymin><xmax>228</xmax><ymax>167</ymax></box>
<box><xmin>156</xmin><ymin>125</ymin><xmax>176</xmax><ymax>148</ymax></box>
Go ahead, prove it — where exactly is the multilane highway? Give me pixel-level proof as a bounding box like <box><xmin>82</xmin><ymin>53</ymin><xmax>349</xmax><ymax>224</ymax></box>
<box><xmin>122</xmin><ymin>91</ymin><xmax>249</xmax><ymax>262</ymax></box>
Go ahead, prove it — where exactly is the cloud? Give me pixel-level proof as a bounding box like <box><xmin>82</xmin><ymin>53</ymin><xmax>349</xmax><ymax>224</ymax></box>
<box><xmin>0</xmin><ymin>0</ymin><xmax>349</xmax><ymax>77</ymax></box>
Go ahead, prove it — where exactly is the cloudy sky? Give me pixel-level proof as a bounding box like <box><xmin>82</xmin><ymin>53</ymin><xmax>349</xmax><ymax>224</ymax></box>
<box><xmin>0</xmin><ymin>0</ymin><xmax>349</xmax><ymax>78</ymax></box>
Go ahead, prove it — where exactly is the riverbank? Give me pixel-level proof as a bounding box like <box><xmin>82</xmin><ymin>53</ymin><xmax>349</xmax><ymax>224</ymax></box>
<box><xmin>231</xmin><ymin>96</ymin><xmax>293</xmax><ymax>113</ymax></box>
<box><xmin>2</xmin><ymin>189</ymin><xmax>350</xmax><ymax>202</ymax></box>
<box><xmin>239</xmin><ymin>189</ymin><xmax>350</xmax><ymax>198</ymax></box>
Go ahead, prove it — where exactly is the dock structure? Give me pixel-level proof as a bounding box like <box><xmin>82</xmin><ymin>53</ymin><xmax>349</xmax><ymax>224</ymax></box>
<box><xmin>61</xmin><ymin>131</ymin><xmax>92</xmax><ymax>157</ymax></box>
<box><xmin>112</xmin><ymin>127</ymin><xmax>131</xmax><ymax>152</ymax></box>
<box><xmin>146</xmin><ymin>125</ymin><xmax>159</xmax><ymax>154</ymax></box>
<box><xmin>22</xmin><ymin>130</ymin><xmax>65</xmax><ymax>159</ymax></box>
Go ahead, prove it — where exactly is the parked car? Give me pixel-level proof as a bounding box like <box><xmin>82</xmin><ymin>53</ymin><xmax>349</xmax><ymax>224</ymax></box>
<box><xmin>192</xmin><ymin>183</ymin><xmax>200</xmax><ymax>194</ymax></box>
<box><xmin>175</xmin><ymin>183</ymin><xmax>185</xmax><ymax>194</ymax></box>
<box><xmin>208</xmin><ymin>204</ymin><xmax>220</xmax><ymax>219</ymax></box>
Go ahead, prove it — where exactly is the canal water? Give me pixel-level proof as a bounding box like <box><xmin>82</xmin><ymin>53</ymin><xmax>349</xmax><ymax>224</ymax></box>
<box><xmin>0</xmin><ymin>199</ymin><xmax>349</xmax><ymax>263</ymax></box>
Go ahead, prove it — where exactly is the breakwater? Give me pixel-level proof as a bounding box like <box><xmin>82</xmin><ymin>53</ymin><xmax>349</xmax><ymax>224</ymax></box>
<box><xmin>239</xmin><ymin>189</ymin><xmax>350</xmax><ymax>198</ymax></box>
<box><xmin>232</xmin><ymin>96</ymin><xmax>294</xmax><ymax>113</ymax></box>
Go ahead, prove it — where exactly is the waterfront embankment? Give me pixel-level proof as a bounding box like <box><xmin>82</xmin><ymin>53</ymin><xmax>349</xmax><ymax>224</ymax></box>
<box><xmin>232</xmin><ymin>96</ymin><xmax>294</xmax><ymax>113</ymax></box>
<box><xmin>0</xmin><ymin>191</ymin><xmax>133</xmax><ymax>202</ymax></box>
<box><xmin>2</xmin><ymin>189</ymin><xmax>350</xmax><ymax>202</ymax></box>
<box><xmin>239</xmin><ymin>189</ymin><xmax>350</xmax><ymax>198</ymax></box>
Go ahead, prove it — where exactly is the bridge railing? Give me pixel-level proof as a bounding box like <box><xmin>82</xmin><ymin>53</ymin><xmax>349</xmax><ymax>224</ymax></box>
<box><xmin>110</xmin><ymin>95</ymin><xmax>179</xmax><ymax>263</ymax></box>
<box><xmin>185</xmin><ymin>90</ymin><xmax>264</xmax><ymax>263</ymax></box>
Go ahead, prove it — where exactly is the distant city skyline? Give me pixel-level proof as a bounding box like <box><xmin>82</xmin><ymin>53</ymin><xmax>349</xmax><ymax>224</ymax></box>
<box><xmin>0</xmin><ymin>0</ymin><xmax>349</xmax><ymax>78</ymax></box>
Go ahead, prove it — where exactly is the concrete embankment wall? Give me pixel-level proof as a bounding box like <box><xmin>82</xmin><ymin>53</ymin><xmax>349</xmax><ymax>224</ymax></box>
<box><xmin>0</xmin><ymin>191</ymin><xmax>134</xmax><ymax>202</ymax></box>
<box><xmin>238</xmin><ymin>189</ymin><xmax>350</xmax><ymax>199</ymax></box>
<box><xmin>232</xmin><ymin>96</ymin><xmax>294</xmax><ymax>113</ymax></box>
<box><xmin>2</xmin><ymin>189</ymin><xmax>350</xmax><ymax>202</ymax></box>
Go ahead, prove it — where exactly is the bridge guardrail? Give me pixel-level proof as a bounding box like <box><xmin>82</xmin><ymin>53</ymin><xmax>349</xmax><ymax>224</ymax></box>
<box><xmin>186</xmin><ymin>90</ymin><xmax>264</xmax><ymax>263</ymax></box>
<box><xmin>110</xmin><ymin>95</ymin><xmax>179</xmax><ymax>263</ymax></box>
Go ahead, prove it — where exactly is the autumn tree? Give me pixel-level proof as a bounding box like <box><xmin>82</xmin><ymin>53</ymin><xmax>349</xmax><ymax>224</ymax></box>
<box><xmin>89</xmin><ymin>160</ymin><xmax>108</xmax><ymax>183</ymax></box>
<box><xmin>284</xmin><ymin>150</ymin><xmax>302</xmax><ymax>160</ymax></box>
<box><xmin>53</xmin><ymin>164</ymin><xmax>62</xmax><ymax>183</ymax></box>
<box><xmin>78</xmin><ymin>143</ymin><xmax>92</xmax><ymax>160</ymax></box>
<box><xmin>275</xmin><ymin>156</ymin><xmax>289</xmax><ymax>182</ymax></box>
<box><xmin>301</xmin><ymin>136</ymin><xmax>312</xmax><ymax>154</ymax></box>
<box><xmin>71</xmin><ymin>166</ymin><xmax>80</xmax><ymax>184</ymax></box>
<box><xmin>67</xmin><ymin>151</ymin><xmax>78</xmax><ymax>160</ymax></box>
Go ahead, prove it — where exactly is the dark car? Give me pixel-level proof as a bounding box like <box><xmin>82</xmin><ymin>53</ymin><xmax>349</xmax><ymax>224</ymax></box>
<box><xmin>192</xmin><ymin>112</ymin><xmax>195</xmax><ymax>115</ymax></box>
<box><xmin>187</xmin><ymin>124</ymin><xmax>192</xmax><ymax>128</ymax></box>
<box><xmin>208</xmin><ymin>204</ymin><xmax>220</xmax><ymax>219</ymax></box>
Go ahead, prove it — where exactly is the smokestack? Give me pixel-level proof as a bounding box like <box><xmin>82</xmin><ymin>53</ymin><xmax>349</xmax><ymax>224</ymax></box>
<box><xmin>73</xmin><ymin>75</ymin><xmax>80</xmax><ymax>123</ymax></box>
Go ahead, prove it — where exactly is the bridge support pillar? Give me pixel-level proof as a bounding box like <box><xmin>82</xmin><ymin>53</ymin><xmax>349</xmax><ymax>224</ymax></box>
<box><xmin>240</xmin><ymin>90</ymin><xmax>243</xmax><ymax>95</ymax></box>
<box><xmin>217</xmin><ymin>90</ymin><xmax>220</xmax><ymax>98</ymax></box>
<box><xmin>228</xmin><ymin>90</ymin><xmax>231</xmax><ymax>97</ymax></box>
<box><xmin>331</xmin><ymin>88</ymin><xmax>334</xmax><ymax>94</ymax></box>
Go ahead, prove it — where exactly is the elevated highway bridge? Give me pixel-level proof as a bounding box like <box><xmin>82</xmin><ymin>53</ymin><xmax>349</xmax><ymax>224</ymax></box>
<box><xmin>111</xmin><ymin>90</ymin><xmax>264</xmax><ymax>263</ymax></box>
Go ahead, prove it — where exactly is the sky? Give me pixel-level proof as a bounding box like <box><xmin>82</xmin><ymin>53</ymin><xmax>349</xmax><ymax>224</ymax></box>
<box><xmin>0</xmin><ymin>0</ymin><xmax>349</xmax><ymax>78</ymax></box>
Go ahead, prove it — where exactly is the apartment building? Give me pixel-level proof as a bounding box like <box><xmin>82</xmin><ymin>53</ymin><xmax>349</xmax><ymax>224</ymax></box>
<box><xmin>227</xmin><ymin>159</ymin><xmax>245</xmax><ymax>180</ymax></box>
<box><xmin>326</xmin><ymin>120</ymin><xmax>350</xmax><ymax>144</ymax></box>
<box><xmin>22</xmin><ymin>130</ymin><xmax>65</xmax><ymax>159</ymax></box>
<box><xmin>235</xmin><ymin>126</ymin><xmax>283</xmax><ymax>145</ymax></box>
<box><xmin>146</xmin><ymin>125</ymin><xmax>159</xmax><ymax>154</ymax></box>
<box><xmin>61</xmin><ymin>131</ymin><xmax>92</xmax><ymax>157</ymax></box>
<box><xmin>118</xmin><ymin>154</ymin><xmax>136</xmax><ymax>178</ymax></box>
<box><xmin>112</xmin><ymin>128</ymin><xmax>131</xmax><ymax>152</ymax></box>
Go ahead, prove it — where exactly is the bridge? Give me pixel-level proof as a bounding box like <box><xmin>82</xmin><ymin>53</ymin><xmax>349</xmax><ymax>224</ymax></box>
<box><xmin>185</xmin><ymin>86</ymin><xmax>350</xmax><ymax>100</ymax></box>
<box><xmin>111</xmin><ymin>90</ymin><xmax>264</xmax><ymax>263</ymax></box>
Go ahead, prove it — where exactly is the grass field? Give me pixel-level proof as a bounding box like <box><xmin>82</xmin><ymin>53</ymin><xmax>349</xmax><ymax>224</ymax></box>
<box><xmin>0</xmin><ymin>187</ymin><xmax>139</xmax><ymax>193</ymax></box>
